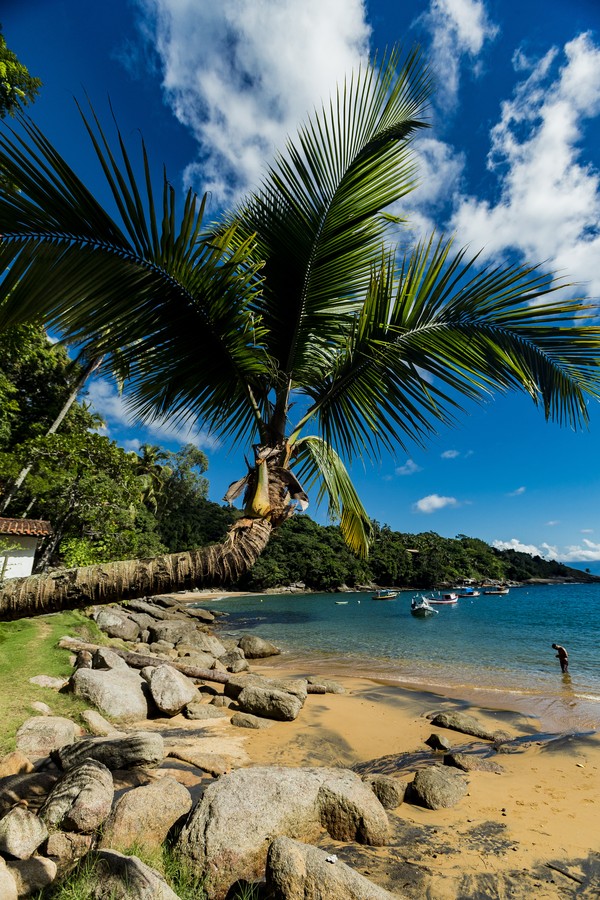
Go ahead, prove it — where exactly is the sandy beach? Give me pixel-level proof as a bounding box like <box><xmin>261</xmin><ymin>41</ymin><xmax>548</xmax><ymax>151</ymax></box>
<box><xmin>183</xmin><ymin>590</ymin><xmax>600</xmax><ymax>897</ymax></box>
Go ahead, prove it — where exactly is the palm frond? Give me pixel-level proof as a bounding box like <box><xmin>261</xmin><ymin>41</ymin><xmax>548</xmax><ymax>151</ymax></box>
<box><xmin>224</xmin><ymin>45</ymin><xmax>432</xmax><ymax>386</ymax></box>
<box><xmin>0</xmin><ymin>109</ymin><xmax>270</xmax><ymax>447</ymax></box>
<box><xmin>293</xmin><ymin>436</ymin><xmax>372</xmax><ymax>557</ymax></box>
<box><xmin>295</xmin><ymin>238</ymin><xmax>600</xmax><ymax>461</ymax></box>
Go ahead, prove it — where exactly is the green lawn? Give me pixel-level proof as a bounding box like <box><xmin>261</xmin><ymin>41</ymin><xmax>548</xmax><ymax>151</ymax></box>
<box><xmin>0</xmin><ymin>609</ymin><xmax>107</xmax><ymax>755</ymax></box>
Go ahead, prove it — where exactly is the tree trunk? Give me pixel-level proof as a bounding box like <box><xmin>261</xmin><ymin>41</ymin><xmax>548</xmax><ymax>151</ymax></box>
<box><xmin>0</xmin><ymin>516</ymin><xmax>272</xmax><ymax>622</ymax></box>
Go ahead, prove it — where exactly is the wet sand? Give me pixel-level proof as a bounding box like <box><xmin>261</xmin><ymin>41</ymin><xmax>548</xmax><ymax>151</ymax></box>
<box><xmin>182</xmin><ymin>591</ymin><xmax>600</xmax><ymax>897</ymax></box>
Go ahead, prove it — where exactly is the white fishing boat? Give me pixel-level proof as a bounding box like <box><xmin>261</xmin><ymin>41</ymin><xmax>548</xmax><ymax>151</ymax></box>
<box><xmin>426</xmin><ymin>592</ymin><xmax>459</xmax><ymax>605</ymax></box>
<box><xmin>410</xmin><ymin>596</ymin><xmax>438</xmax><ymax>617</ymax></box>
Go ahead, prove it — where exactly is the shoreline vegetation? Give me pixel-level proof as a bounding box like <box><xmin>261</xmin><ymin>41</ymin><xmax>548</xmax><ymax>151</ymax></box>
<box><xmin>1</xmin><ymin>590</ymin><xmax>599</xmax><ymax>898</ymax></box>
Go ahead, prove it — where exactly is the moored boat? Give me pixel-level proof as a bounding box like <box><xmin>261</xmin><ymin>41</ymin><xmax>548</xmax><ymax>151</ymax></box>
<box><xmin>410</xmin><ymin>596</ymin><xmax>438</xmax><ymax>617</ymax></box>
<box><xmin>456</xmin><ymin>587</ymin><xmax>481</xmax><ymax>597</ymax></box>
<box><xmin>372</xmin><ymin>589</ymin><xmax>398</xmax><ymax>600</ymax></box>
<box><xmin>334</xmin><ymin>600</ymin><xmax>349</xmax><ymax>605</ymax></box>
<box><xmin>427</xmin><ymin>592</ymin><xmax>459</xmax><ymax>605</ymax></box>
<box><xmin>483</xmin><ymin>587</ymin><xmax>510</xmax><ymax>595</ymax></box>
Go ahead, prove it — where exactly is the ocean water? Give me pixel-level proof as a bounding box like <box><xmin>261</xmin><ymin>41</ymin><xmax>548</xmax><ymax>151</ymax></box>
<box><xmin>206</xmin><ymin>583</ymin><xmax>600</xmax><ymax>733</ymax></box>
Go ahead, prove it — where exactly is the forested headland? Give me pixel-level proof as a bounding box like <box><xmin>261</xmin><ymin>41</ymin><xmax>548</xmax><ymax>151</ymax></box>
<box><xmin>1</xmin><ymin>325</ymin><xmax>594</xmax><ymax>593</ymax></box>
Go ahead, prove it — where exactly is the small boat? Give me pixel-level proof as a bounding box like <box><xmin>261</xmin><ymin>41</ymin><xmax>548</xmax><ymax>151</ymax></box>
<box><xmin>456</xmin><ymin>587</ymin><xmax>481</xmax><ymax>597</ymax></box>
<box><xmin>371</xmin><ymin>589</ymin><xmax>398</xmax><ymax>600</ymax></box>
<box><xmin>410</xmin><ymin>596</ymin><xmax>438</xmax><ymax>618</ymax></box>
<box><xmin>335</xmin><ymin>600</ymin><xmax>349</xmax><ymax>605</ymax></box>
<box><xmin>483</xmin><ymin>587</ymin><xmax>510</xmax><ymax>595</ymax></box>
<box><xmin>427</xmin><ymin>592</ymin><xmax>459</xmax><ymax>605</ymax></box>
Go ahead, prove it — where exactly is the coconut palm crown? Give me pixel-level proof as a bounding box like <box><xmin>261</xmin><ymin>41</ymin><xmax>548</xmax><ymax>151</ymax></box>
<box><xmin>1</xmin><ymin>46</ymin><xmax>599</xmax><ymax>619</ymax></box>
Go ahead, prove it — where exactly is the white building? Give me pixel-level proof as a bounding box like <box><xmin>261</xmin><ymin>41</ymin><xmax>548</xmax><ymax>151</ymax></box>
<box><xmin>0</xmin><ymin>518</ymin><xmax>52</xmax><ymax>579</ymax></box>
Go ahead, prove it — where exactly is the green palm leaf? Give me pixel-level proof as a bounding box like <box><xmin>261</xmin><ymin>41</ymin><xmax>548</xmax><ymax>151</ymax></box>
<box><xmin>293</xmin><ymin>435</ymin><xmax>372</xmax><ymax>557</ymax></box>
<box><xmin>0</xmin><ymin>109</ymin><xmax>269</xmax><ymax>443</ymax></box>
<box><xmin>227</xmin><ymin>46</ymin><xmax>432</xmax><ymax>386</ymax></box>
<box><xmin>294</xmin><ymin>238</ymin><xmax>600</xmax><ymax>461</ymax></box>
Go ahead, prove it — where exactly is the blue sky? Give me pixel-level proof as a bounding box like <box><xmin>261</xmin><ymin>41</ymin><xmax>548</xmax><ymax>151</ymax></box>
<box><xmin>3</xmin><ymin>0</ymin><xmax>600</xmax><ymax>568</ymax></box>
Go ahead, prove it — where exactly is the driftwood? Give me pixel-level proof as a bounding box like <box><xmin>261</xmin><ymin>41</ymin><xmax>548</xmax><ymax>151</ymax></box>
<box><xmin>58</xmin><ymin>636</ymin><xmax>230</xmax><ymax>685</ymax></box>
<box><xmin>58</xmin><ymin>636</ymin><xmax>327</xmax><ymax>693</ymax></box>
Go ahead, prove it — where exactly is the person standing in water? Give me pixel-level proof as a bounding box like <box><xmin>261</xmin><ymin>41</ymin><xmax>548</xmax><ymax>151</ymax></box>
<box><xmin>552</xmin><ymin>643</ymin><xmax>569</xmax><ymax>673</ymax></box>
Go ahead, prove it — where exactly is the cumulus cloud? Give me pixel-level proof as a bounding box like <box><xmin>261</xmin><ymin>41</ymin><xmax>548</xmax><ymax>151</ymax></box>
<box><xmin>493</xmin><ymin>537</ymin><xmax>547</xmax><ymax>557</ymax></box>
<box><xmin>560</xmin><ymin>539</ymin><xmax>600</xmax><ymax>563</ymax></box>
<box><xmin>414</xmin><ymin>493</ymin><xmax>458</xmax><ymax>513</ymax></box>
<box><xmin>135</xmin><ymin>0</ymin><xmax>370</xmax><ymax>205</ymax></box>
<box><xmin>420</xmin><ymin>0</ymin><xmax>499</xmax><ymax>106</ymax></box>
<box><xmin>396</xmin><ymin>459</ymin><xmax>423</xmax><ymax>476</ymax></box>
<box><xmin>87</xmin><ymin>379</ymin><xmax>217</xmax><ymax>450</ymax></box>
<box><xmin>452</xmin><ymin>32</ymin><xmax>600</xmax><ymax>298</ymax></box>
<box><xmin>507</xmin><ymin>486</ymin><xmax>526</xmax><ymax>497</ymax></box>
<box><xmin>493</xmin><ymin>536</ymin><xmax>600</xmax><ymax>563</ymax></box>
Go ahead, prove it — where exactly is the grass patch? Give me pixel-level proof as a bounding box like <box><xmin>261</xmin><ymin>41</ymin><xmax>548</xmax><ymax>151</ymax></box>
<box><xmin>0</xmin><ymin>609</ymin><xmax>109</xmax><ymax>755</ymax></box>
<box><xmin>35</xmin><ymin>843</ymin><xmax>209</xmax><ymax>900</ymax></box>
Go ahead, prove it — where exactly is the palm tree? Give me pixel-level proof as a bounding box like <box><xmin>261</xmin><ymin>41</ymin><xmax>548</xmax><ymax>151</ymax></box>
<box><xmin>0</xmin><ymin>47</ymin><xmax>599</xmax><ymax>621</ymax></box>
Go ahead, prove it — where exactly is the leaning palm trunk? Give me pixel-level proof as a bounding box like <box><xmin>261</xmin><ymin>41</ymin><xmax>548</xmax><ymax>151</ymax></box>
<box><xmin>0</xmin><ymin>516</ymin><xmax>271</xmax><ymax>621</ymax></box>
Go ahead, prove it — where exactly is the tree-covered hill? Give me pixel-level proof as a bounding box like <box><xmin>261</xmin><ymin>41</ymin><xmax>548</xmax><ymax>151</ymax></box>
<box><xmin>233</xmin><ymin>514</ymin><xmax>599</xmax><ymax>591</ymax></box>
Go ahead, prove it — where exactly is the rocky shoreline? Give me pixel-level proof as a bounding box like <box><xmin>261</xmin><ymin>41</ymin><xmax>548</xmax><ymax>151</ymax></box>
<box><xmin>1</xmin><ymin>591</ymin><xmax>598</xmax><ymax>898</ymax></box>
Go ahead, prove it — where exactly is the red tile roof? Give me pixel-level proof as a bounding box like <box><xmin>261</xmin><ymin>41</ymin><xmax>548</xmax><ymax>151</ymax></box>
<box><xmin>0</xmin><ymin>518</ymin><xmax>52</xmax><ymax>537</ymax></box>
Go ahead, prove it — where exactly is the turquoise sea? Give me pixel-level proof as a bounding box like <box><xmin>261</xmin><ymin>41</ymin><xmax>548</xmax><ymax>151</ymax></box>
<box><xmin>207</xmin><ymin>583</ymin><xmax>600</xmax><ymax>734</ymax></box>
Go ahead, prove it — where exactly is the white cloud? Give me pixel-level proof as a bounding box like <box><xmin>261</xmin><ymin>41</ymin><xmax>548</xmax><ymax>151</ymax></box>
<box><xmin>396</xmin><ymin>459</ymin><xmax>423</xmax><ymax>476</ymax></box>
<box><xmin>414</xmin><ymin>493</ymin><xmax>458</xmax><ymax>513</ymax></box>
<box><xmin>581</xmin><ymin>528</ymin><xmax>594</xmax><ymax>534</ymax></box>
<box><xmin>87</xmin><ymin>379</ymin><xmax>217</xmax><ymax>450</ymax></box>
<box><xmin>421</xmin><ymin>0</ymin><xmax>499</xmax><ymax>107</ymax></box>
<box><xmin>136</xmin><ymin>0</ymin><xmax>370</xmax><ymax>206</ymax></box>
<box><xmin>452</xmin><ymin>32</ymin><xmax>600</xmax><ymax>298</ymax></box>
<box><xmin>493</xmin><ymin>537</ymin><xmax>546</xmax><ymax>556</ymax></box>
<box><xmin>395</xmin><ymin>136</ymin><xmax>466</xmax><ymax>242</ymax></box>
<box><xmin>493</xmin><ymin>536</ymin><xmax>600</xmax><ymax>563</ymax></box>
<box><xmin>560</xmin><ymin>539</ymin><xmax>600</xmax><ymax>563</ymax></box>
<box><xmin>545</xmin><ymin>520</ymin><xmax>559</xmax><ymax>526</ymax></box>
<box><xmin>507</xmin><ymin>486</ymin><xmax>526</xmax><ymax>497</ymax></box>
<box><xmin>441</xmin><ymin>449</ymin><xmax>460</xmax><ymax>459</ymax></box>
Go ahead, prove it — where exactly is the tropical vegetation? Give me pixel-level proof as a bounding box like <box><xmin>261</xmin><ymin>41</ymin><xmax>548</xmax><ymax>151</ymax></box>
<box><xmin>1</xmin><ymin>45</ymin><xmax>599</xmax><ymax>620</ymax></box>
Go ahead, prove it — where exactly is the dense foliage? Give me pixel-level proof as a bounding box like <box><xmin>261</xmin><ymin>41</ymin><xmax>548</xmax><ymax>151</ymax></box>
<box><xmin>0</xmin><ymin>26</ymin><xmax>41</xmax><ymax>118</ymax></box>
<box><xmin>1</xmin><ymin>325</ymin><xmax>594</xmax><ymax>586</ymax></box>
<box><xmin>0</xmin><ymin>325</ymin><xmax>234</xmax><ymax>571</ymax></box>
<box><xmin>235</xmin><ymin>516</ymin><xmax>598</xmax><ymax>590</ymax></box>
